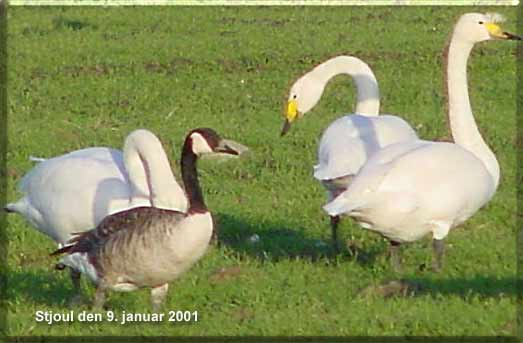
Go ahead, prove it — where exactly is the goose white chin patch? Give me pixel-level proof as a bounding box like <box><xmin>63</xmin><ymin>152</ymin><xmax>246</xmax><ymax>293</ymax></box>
<box><xmin>191</xmin><ymin>133</ymin><xmax>213</xmax><ymax>155</ymax></box>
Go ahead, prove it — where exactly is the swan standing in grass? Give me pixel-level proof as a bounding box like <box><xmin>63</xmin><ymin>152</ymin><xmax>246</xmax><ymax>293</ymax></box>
<box><xmin>281</xmin><ymin>56</ymin><xmax>418</xmax><ymax>251</ymax></box>
<box><xmin>324</xmin><ymin>13</ymin><xmax>520</xmax><ymax>272</ymax></box>
<box><xmin>5</xmin><ymin>129</ymin><xmax>188</xmax><ymax>303</ymax></box>
<box><xmin>52</xmin><ymin>128</ymin><xmax>240</xmax><ymax>311</ymax></box>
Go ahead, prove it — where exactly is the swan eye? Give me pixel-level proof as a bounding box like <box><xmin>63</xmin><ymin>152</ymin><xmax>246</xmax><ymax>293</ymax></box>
<box><xmin>478</xmin><ymin>21</ymin><xmax>484</xmax><ymax>25</ymax></box>
<box><xmin>292</xmin><ymin>94</ymin><xmax>297</xmax><ymax>99</ymax></box>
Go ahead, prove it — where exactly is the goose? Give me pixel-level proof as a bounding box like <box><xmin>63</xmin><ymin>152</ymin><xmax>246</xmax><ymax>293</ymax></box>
<box><xmin>281</xmin><ymin>55</ymin><xmax>418</xmax><ymax>251</ymax></box>
<box><xmin>5</xmin><ymin>129</ymin><xmax>188</xmax><ymax>303</ymax></box>
<box><xmin>52</xmin><ymin>128</ymin><xmax>240</xmax><ymax>311</ymax></box>
<box><xmin>323</xmin><ymin>13</ymin><xmax>520</xmax><ymax>272</ymax></box>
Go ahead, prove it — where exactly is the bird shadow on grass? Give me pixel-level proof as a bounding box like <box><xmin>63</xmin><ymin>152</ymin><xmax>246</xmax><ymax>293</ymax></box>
<box><xmin>213</xmin><ymin>212</ymin><xmax>385</xmax><ymax>266</ymax></box>
<box><xmin>359</xmin><ymin>274</ymin><xmax>517</xmax><ymax>299</ymax></box>
<box><xmin>410</xmin><ymin>275</ymin><xmax>516</xmax><ymax>297</ymax></box>
<box><xmin>7</xmin><ymin>268</ymin><xmax>75</xmax><ymax>307</ymax></box>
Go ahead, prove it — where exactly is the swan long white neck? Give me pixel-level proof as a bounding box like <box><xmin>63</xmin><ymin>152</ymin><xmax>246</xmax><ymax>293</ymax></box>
<box><xmin>124</xmin><ymin>131</ymin><xmax>185</xmax><ymax>209</ymax></box>
<box><xmin>314</xmin><ymin>56</ymin><xmax>380</xmax><ymax>116</ymax></box>
<box><xmin>446</xmin><ymin>38</ymin><xmax>500</xmax><ymax>189</ymax></box>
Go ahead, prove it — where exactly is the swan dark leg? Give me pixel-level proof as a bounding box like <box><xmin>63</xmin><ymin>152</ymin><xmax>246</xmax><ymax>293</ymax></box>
<box><xmin>69</xmin><ymin>269</ymin><xmax>83</xmax><ymax>307</ymax></box>
<box><xmin>431</xmin><ymin>238</ymin><xmax>445</xmax><ymax>273</ymax></box>
<box><xmin>151</xmin><ymin>283</ymin><xmax>169</xmax><ymax>312</ymax></box>
<box><xmin>389</xmin><ymin>240</ymin><xmax>402</xmax><ymax>272</ymax></box>
<box><xmin>330</xmin><ymin>215</ymin><xmax>340</xmax><ymax>253</ymax></box>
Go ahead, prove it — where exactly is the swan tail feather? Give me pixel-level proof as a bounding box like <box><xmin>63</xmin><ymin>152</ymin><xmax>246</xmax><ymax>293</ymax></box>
<box><xmin>323</xmin><ymin>193</ymin><xmax>362</xmax><ymax>217</ymax></box>
<box><xmin>4</xmin><ymin>202</ymin><xmax>21</xmax><ymax>213</ymax></box>
<box><xmin>29</xmin><ymin>156</ymin><xmax>46</xmax><ymax>163</ymax></box>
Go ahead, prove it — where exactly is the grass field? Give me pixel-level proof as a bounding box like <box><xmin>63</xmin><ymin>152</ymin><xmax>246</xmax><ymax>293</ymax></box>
<box><xmin>5</xmin><ymin>5</ymin><xmax>519</xmax><ymax>337</ymax></box>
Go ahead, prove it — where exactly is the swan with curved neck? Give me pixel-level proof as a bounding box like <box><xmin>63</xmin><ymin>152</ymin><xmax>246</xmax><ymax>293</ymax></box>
<box><xmin>52</xmin><ymin>128</ymin><xmax>240</xmax><ymax>310</ymax></box>
<box><xmin>6</xmin><ymin>129</ymin><xmax>187</xmax><ymax>244</ymax></box>
<box><xmin>324</xmin><ymin>12</ymin><xmax>520</xmax><ymax>271</ymax></box>
<box><xmin>281</xmin><ymin>55</ymin><xmax>418</xmax><ymax>251</ymax></box>
<box><xmin>5</xmin><ymin>129</ymin><xmax>186</xmax><ymax>305</ymax></box>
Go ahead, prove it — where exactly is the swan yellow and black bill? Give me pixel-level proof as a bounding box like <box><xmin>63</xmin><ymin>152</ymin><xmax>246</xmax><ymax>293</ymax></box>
<box><xmin>281</xmin><ymin>99</ymin><xmax>299</xmax><ymax>136</ymax></box>
<box><xmin>486</xmin><ymin>23</ymin><xmax>522</xmax><ymax>40</ymax></box>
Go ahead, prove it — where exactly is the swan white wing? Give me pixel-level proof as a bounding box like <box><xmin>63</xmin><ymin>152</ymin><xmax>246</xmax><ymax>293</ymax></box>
<box><xmin>324</xmin><ymin>141</ymin><xmax>495</xmax><ymax>230</ymax></box>
<box><xmin>17</xmin><ymin>148</ymin><xmax>123</xmax><ymax>194</ymax></box>
<box><xmin>17</xmin><ymin>153</ymin><xmax>132</xmax><ymax>243</ymax></box>
<box><xmin>314</xmin><ymin>114</ymin><xmax>418</xmax><ymax>180</ymax></box>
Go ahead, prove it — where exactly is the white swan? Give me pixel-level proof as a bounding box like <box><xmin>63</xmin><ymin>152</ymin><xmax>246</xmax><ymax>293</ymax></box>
<box><xmin>323</xmin><ymin>13</ymin><xmax>520</xmax><ymax>271</ymax></box>
<box><xmin>6</xmin><ymin>129</ymin><xmax>187</xmax><ymax>244</ymax></box>
<box><xmin>6</xmin><ymin>129</ymin><xmax>188</xmax><ymax>303</ymax></box>
<box><xmin>282</xmin><ymin>55</ymin><xmax>418</xmax><ymax>250</ymax></box>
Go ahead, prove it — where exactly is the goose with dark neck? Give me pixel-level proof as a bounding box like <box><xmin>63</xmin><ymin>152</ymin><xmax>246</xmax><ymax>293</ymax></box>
<box><xmin>52</xmin><ymin>128</ymin><xmax>240</xmax><ymax>310</ymax></box>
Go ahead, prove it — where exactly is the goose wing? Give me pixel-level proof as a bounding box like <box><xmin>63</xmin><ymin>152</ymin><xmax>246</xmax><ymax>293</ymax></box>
<box><xmin>51</xmin><ymin>206</ymin><xmax>186</xmax><ymax>256</ymax></box>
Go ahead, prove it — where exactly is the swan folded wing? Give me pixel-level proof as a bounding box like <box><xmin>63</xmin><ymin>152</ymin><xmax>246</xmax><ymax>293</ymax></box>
<box><xmin>51</xmin><ymin>206</ymin><xmax>186</xmax><ymax>256</ymax></box>
<box><xmin>314</xmin><ymin>115</ymin><xmax>419</xmax><ymax>181</ymax></box>
<box><xmin>314</xmin><ymin>116</ymin><xmax>380</xmax><ymax>180</ymax></box>
<box><xmin>322</xmin><ymin>141</ymin><xmax>429</xmax><ymax>216</ymax></box>
<box><xmin>372</xmin><ymin>115</ymin><xmax>419</xmax><ymax>145</ymax></box>
<box><xmin>17</xmin><ymin>148</ymin><xmax>125</xmax><ymax>195</ymax></box>
<box><xmin>314</xmin><ymin>137</ymin><xmax>367</xmax><ymax>180</ymax></box>
<box><xmin>60</xmin><ymin>147</ymin><xmax>122</xmax><ymax>162</ymax></box>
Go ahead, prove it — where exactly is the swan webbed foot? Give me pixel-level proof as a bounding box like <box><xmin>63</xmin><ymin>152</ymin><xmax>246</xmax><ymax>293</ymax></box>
<box><xmin>330</xmin><ymin>215</ymin><xmax>341</xmax><ymax>254</ymax></box>
<box><xmin>151</xmin><ymin>283</ymin><xmax>169</xmax><ymax>313</ymax></box>
<box><xmin>389</xmin><ymin>240</ymin><xmax>403</xmax><ymax>273</ymax></box>
<box><xmin>431</xmin><ymin>238</ymin><xmax>445</xmax><ymax>273</ymax></box>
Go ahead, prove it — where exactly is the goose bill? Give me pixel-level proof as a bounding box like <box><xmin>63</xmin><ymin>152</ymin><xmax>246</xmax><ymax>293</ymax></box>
<box><xmin>215</xmin><ymin>140</ymin><xmax>240</xmax><ymax>156</ymax></box>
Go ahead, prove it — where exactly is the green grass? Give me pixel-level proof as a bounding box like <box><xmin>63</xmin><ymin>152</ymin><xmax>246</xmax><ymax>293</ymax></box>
<box><xmin>5</xmin><ymin>6</ymin><xmax>519</xmax><ymax>336</ymax></box>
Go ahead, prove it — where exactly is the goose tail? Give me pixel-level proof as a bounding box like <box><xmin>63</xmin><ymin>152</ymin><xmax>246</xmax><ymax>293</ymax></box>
<box><xmin>50</xmin><ymin>244</ymin><xmax>74</xmax><ymax>257</ymax></box>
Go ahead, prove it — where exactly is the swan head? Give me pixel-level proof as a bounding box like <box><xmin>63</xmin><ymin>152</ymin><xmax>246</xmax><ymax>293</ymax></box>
<box><xmin>186</xmin><ymin>128</ymin><xmax>240</xmax><ymax>156</ymax></box>
<box><xmin>454</xmin><ymin>13</ymin><xmax>521</xmax><ymax>44</ymax></box>
<box><xmin>281</xmin><ymin>73</ymin><xmax>325</xmax><ymax>136</ymax></box>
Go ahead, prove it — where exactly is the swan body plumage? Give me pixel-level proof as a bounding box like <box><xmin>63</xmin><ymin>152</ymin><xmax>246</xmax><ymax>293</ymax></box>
<box><xmin>6</xmin><ymin>130</ymin><xmax>188</xmax><ymax>245</ymax></box>
<box><xmin>324</xmin><ymin>140</ymin><xmax>495</xmax><ymax>242</ymax></box>
<box><xmin>314</xmin><ymin>114</ymin><xmax>418</xmax><ymax>181</ymax></box>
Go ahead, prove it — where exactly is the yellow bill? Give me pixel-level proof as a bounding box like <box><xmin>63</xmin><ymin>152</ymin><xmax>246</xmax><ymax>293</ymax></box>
<box><xmin>281</xmin><ymin>99</ymin><xmax>299</xmax><ymax>136</ymax></box>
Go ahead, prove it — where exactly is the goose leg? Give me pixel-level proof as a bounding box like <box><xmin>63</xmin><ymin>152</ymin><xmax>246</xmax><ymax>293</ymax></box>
<box><xmin>431</xmin><ymin>238</ymin><xmax>445</xmax><ymax>273</ymax></box>
<box><xmin>389</xmin><ymin>240</ymin><xmax>402</xmax><ymax>273</ymax></box>
<box><xmin>92</xmin><ymin>282</ymin><xmax>107</xmax><ymax>310</ymax></box>
<box><xmin>69</xmin><ymin>269</ymin><xmax>83</xmax><ymax>307</ymax></box>
<box><xmin>330</xmin><ymin>215</ymin><xmax>341</xmax><ymax>253</ymax></box>
<box><xmin>151</xmin><ymin>283</ymin><xmax>169</xmax><ymax>313</ymax></box>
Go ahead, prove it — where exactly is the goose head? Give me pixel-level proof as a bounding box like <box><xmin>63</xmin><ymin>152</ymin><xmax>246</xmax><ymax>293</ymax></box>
<box><xmin>453</xmin><ymin>13</ymin><xmax>521</xmax><ymax>44</ymax></box>
<box><xmin>185</xmin><ymin>128</ymin><xmax>240</xmax><ymax>157</ymax></box>
<box><xmin>281</xmin><ymin>72</ymin><xmax>325</xmax><ymax>136</ymax></box>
